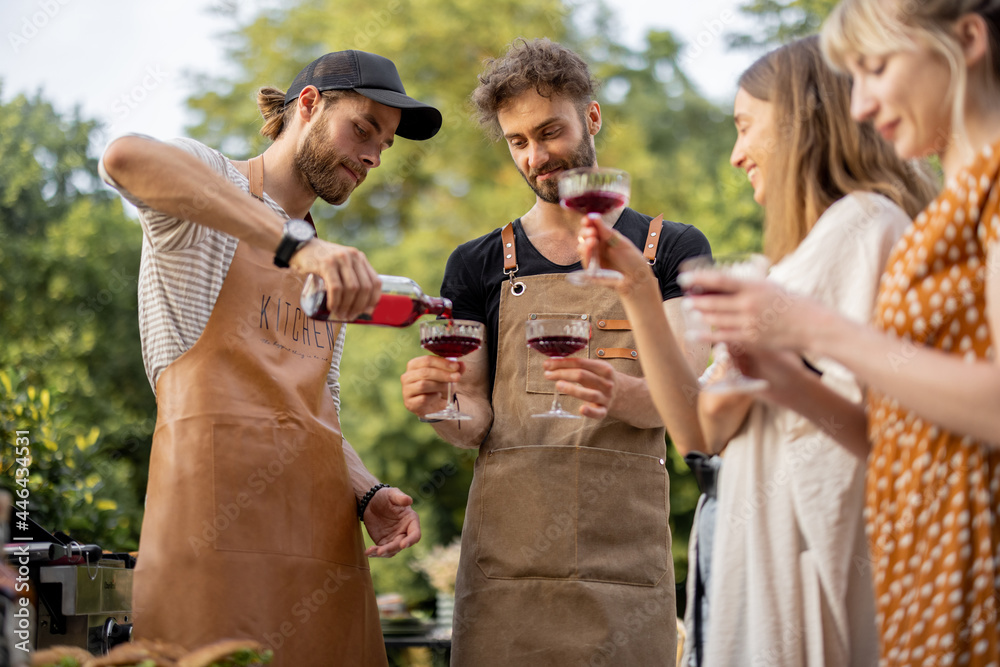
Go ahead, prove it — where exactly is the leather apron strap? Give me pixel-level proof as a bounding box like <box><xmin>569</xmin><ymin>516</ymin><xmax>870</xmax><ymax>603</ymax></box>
<box><xmin>248</xmin><ymin>154</ymin><xmax>264</xmax><ymax>201</ymax></box>
<box><xmin>643</xmin><ymin>214</ymin><xmax>665</xmax><ymax>263</ymax></box>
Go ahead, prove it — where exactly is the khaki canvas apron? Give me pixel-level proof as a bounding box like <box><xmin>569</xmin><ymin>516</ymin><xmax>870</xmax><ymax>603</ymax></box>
<box><xmin>133</xmin><ymin>174</ymin><xmax>385</xmax><ymax>666</ymax></box>
<box><xmin>451</xmin><ymin>223</ymin><xmax>676</xmax><ymax>666</ymax></box>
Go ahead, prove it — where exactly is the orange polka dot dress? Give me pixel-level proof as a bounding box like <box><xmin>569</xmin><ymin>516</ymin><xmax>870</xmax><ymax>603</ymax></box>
<box><xmin>868</xmin><ymin>141</ymin><xmax>1000</xmax><ymax>666</ymax></box>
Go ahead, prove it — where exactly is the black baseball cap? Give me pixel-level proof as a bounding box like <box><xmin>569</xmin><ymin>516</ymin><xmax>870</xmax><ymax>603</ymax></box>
<box><xmin>284</xmin><ymin>50</ymin><xmax>442</xmax><ymax>141</ymax></box>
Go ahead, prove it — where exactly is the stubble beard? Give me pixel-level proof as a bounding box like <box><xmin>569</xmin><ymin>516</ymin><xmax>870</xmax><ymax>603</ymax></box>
<box><xmin>519</xmin><ymin>132</ymin><xmax>597</xmax><ymax>204</ymax></box>
<box><xmin>295</xmin><ymin>113</ymin><xmax>368</xmax><ymax>206</ymax></box>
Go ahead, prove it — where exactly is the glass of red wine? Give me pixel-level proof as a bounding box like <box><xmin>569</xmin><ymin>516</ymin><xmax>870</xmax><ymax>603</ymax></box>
<box><xmin>558</xmin><ymin>167</ymin><xmax>630</xmax><ymax>287</ymax></box>
<box><xmin>678</xmin><ymin>253</ymin><xmax>771</xmax><ymax>394</ymax></box>
<box><xmin>419</xmin><ymin>319</ymin><xmax>485</xmax><ymax>421</ymax></box>
<box><xmin>525</xmin><ymin>317</ymin><xmax>591</xmax><ymax>419</ymax></box>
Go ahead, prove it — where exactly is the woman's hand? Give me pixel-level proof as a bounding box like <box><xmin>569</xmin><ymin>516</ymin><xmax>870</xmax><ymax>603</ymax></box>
<box><xmin>683</xmin><ymin>272</ymin><xmax>821</xmax><ymax>351</ymax></box>
<box><xmin>577</xmin><ymin>214</ymin><xmax>657</xmax><ymax>295</ymax></box>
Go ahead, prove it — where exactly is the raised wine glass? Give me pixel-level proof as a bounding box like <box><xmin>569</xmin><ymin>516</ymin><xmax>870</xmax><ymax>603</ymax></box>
<box><xmin>525</xmin><ymin>317</ymin><xmax>591</xmax><ymax>419</ymax></box>
<box><xmin>558</xmin><ymin>167</ymin><xmax>630</xmax><ymax>287</ymax></box>
<box><xmin>420</xmin><ymin>319</ymin><xmax>485</xmax><ymax>421</ymax></box>
<box><xmin>679</xmin><ymin>254</ymin><xmax>771</xmax><ymax>394</ymax></box>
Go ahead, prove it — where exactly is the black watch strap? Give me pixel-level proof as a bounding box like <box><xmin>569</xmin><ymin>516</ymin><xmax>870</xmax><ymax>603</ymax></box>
<box><xmin>274</xmin><ymin>219</ymin><xmax>315</xmax><ymax>268</ymax></box>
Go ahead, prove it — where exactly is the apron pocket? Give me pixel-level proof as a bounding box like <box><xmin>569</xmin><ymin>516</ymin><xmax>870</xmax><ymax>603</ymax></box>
<box><xmin>576</xmin><ymin>446</ymin><xmax>670</xmax><ymax>586</ymax></box>
<box><xmin>476</xmin><ymin>445</ymin><xmax>669</xmax><ymax>586</ymax></box>
<box><xmin>210</xmin><ymin>424</ymin><xmax>363</xmax><ymax>565</ymax></box>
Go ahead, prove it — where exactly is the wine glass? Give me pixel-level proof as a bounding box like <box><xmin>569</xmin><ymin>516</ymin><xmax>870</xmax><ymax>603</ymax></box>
<box><xmin>679</xmin><ymin>254</ymin><xmax>771</xmax><ymax>394</ymax></box>
<box><xmin>558</xmin><ymin>167</ymin><xmax>630</xmax><ymax>287</ymax></box>
<box><xmin>525</xmin><ymin>317</ymin><xmax>591</xmax><ymax>418</ymax></box>
<box><xmin>420</xmin><ymin>319</ymin><xmax>485</xmax><ymax>421</ymax></box>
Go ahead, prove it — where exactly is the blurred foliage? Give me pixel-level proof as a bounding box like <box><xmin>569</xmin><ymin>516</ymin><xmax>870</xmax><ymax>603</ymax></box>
<box><xmin>730</xmin><ymin>0</ymin><xmax>837</xmax><ymax>49</ymax></box>
<box><xmin>0</xmin><ymin>86</ymin><xmax>152</xmax><ymax>550</ymax></box>
<box><xmin>0</xmin><ymin>371</ymin><xmax>144</xmax><ymax>549</ymax></box>
<box><xmin>2</xmin><ymin>0</ymin><xmax>789</xmax><ymax>612</ymax></box>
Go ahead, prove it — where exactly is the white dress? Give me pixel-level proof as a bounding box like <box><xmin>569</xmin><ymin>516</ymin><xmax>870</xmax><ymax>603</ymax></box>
<box><xmin>703</xmin><ymin>192</ymin><xmax>910</xmax><ymax>667</ymax></box>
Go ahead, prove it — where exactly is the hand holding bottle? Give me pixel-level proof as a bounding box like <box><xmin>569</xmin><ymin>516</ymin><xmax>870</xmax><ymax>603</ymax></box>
<box><xmin>302</xmin><ymin>274</ymin><xmax>452</xmax><ymax>327</ymax></box>
<box><xmin>289</xmin><ymin>239</ymin><xmax>381</xmax><ymax>321</ymax></box>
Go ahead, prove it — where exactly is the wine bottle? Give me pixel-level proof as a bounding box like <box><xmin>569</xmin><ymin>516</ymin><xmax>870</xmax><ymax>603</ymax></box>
<box><xmin>301</xmin><ymin>274</ymin><xmax>453</xmax><ymax>327</ymax></box>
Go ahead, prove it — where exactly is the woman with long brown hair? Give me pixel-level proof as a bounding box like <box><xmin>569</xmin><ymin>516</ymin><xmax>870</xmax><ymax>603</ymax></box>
<box><xmin>686</xmin><ymin>1</ymin><xmax>1000</xmax><ymax>663</ymax></box>
<box><xmin>580</xmin><ymin>35</ymin><xmax>935</xmax><ymax>666</ymax></box>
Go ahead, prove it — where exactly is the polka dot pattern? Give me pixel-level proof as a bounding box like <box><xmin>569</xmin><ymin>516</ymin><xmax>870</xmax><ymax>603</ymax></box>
<box><xmin>868</xmin><ymin>142</ymin><xmax>1000</xmax><ymax>666</ymax></box>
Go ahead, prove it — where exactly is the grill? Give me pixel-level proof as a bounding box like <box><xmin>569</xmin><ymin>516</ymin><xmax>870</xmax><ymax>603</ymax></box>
<box><xmin>4</xmin><ymin>519</ymin><xmax>133</xmax><ymax>657</ymax></box>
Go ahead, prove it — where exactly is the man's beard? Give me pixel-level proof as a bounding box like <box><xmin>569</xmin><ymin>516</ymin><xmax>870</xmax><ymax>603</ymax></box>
<box><xmin>295</xmin><ymin>114</ymin><xmax>368</xmax><ymax>206</ymax></box>
<box><xmin>518</xmin><ymin>131</ymin><xmax>597</xmax><ymax>204</ymax></box>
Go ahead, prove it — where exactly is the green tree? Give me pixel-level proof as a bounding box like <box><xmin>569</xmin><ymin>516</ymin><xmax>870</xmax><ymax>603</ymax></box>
<box><xmin>0</xmin><ymin>85</ymin><xmax>151</xmax><ymax>550</ymax></box>
<box><xmin>730</xmin><ymin>0</ymin><xmax>838</xmax><ymax>49</ymax></box>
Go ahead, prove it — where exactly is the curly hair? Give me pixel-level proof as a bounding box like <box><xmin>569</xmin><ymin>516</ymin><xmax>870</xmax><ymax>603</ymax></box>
<box><xmin>471</xmin><ymin>38</ymin><xmax>598</xmax><ymax>140</ymax></box>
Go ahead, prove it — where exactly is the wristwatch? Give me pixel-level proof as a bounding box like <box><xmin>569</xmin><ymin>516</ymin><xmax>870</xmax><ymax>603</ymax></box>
<box><xmin>273</xmin><ymin>218</ymin><xmax>316</xmax><ymax>268</ymax></box>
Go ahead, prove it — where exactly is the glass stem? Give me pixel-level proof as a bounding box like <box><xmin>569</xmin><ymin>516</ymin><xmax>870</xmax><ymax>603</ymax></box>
<box><xmin>444</xmin><ymin>355</ymin><xmax>458</xmax><ymax>413</ymax></box>
<box><xmin>550</xmin><ymin>382</ymin><xmax>562</xmax><ymax>412</ymax></box>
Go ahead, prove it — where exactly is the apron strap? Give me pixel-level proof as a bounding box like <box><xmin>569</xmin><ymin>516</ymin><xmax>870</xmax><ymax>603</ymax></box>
<box><xmin>596</xmin><ymin>347</ymin><xmax>639</xmax><ymax>360</ymax></box>
<box><xmin>247</xmin><ymin>154</ymin><xmax>265</xmax><ymax>201</ymax></box>
<box><xmin>643</xmin><ymin>214</ymin><xmax>664</xmax><ymax>265</ymax></box>
<box><xmin>501</xmin><ymin>222</ymin><xmax>517</xmax><ymax>271</ymax></box>
<box><xmin>500</xmin><ymin>222</ymin><xmax>525</xmax><ymax>296</ymax></box>
<box><xmin>247</xmin><ymin>154</ymin><xmax>315</xmax><ymax>227</ymax></box>
<box><xmin>595</xmin><ymin>319</ymin><xmax>631</xmax><ymax>331</ymax></box>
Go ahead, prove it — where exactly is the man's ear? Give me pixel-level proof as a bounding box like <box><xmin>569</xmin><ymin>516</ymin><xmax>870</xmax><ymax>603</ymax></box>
<box><xmin>586</xmin><ymin>100</ymin><xmax>602</xmax><ymax>137</ymax></box>
<box><xmin>296</xmin><ymin>85</ymin><xmax>323</xmax><ymax>123</ymax></box>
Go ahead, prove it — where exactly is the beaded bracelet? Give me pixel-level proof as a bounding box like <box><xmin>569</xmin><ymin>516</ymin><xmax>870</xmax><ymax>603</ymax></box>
<box><xmin>357</xmin><ymin>483</ymin><xmax>390</xmax><ymax>520</ymax></box>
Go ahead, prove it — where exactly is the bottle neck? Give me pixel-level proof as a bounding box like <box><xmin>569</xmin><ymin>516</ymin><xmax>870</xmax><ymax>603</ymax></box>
<box><xmin>424</xmin><ymin>296</ymin><xmax>453</xmax><ymax>318</ymax></box>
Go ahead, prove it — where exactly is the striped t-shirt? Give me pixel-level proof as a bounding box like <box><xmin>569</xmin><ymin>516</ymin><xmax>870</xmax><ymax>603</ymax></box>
<box><xmin>99</xmin><ymin>136</ymin><xmax>345</xmax><ymax>411</ymax></box>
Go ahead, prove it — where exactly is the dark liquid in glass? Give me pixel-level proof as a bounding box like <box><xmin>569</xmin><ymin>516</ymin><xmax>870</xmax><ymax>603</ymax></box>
<box><xmin>423</xmin><ymin>335</ymin><xmax>481</xmax><ymax>358</ymax></box>
<box><xmin>682</xmin><ymin>286</ymin><xmax>729</xmax><ymax>296</ymax></box>
<box><xmin>527</xmin><ymin>335</ymin><xmax>588</xmax><ymax>357</ymax></box>
<box><xmin>561</xmin><ymin>191</ymin><xmax>627</xmax><ymax>215</ymax></box>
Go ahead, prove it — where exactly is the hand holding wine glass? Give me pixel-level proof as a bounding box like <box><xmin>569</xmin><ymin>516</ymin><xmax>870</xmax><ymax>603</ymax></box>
<box><xmin>525</xmin><ymin>317</ymin><xmax>591</xmax><ymax>418</ymax></box>
<box><xmin>577</xmin><ymin>211</ymin><xmax>655</xmax><ymax>294</ymax></box>
<box><xmin>558</xmin><ymin>167</ymin><xmax>630</xmax><ymax>288</ymax></box>
<box><xmin>679</xmin><ymin>254</ymin><xmax>771</xmax><ymax>394</ymax></box>
<box><xmin>419</xmin><ymin>319</ymin><xmax>485</xmax><ymax>421</ymax></box>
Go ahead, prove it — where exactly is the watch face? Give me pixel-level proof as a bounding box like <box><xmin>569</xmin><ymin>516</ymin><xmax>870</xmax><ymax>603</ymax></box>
<box><xmin>286</xmin><ymin>219</ymin><xmax>315</xmax><ymax>242</ymax></box>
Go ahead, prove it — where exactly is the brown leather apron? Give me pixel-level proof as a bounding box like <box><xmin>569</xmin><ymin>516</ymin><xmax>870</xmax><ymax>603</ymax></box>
<box><xmin>451</xmin><ymin>222</ymin><xmax>676</xmax><ymax>666</ymax></box>
<box><xmin>132</xmin><ymin>167</ymin><xmax>386</xmax><ymax>666</ymax></box>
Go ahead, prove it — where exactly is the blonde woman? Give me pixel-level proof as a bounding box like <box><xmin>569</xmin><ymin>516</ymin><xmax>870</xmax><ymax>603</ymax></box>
<box><xmin>686</xmin><ymin>2</ymin><xmax>1000</xmax><ymax>663</ymax></box>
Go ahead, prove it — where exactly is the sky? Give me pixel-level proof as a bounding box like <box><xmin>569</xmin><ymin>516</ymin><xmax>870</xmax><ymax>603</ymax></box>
<box><xmin>0</xmin><ymin>0</ymin><xmax>761</xmax><ymax>148</ymax></box>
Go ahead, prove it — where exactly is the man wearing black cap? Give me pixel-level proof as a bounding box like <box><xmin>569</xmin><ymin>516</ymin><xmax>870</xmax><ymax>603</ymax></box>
<box><xmin>100</xmin><ymin>50</ymin><xmax>441</xmax><ymax>666</ymax></box>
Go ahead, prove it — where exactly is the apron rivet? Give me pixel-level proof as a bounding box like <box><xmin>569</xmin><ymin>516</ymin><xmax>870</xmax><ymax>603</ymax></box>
<box><xmin>581</xmin><ymin>314</ymin><xmax>588</xmax><ymax>320</ymax></box>
<box><xmin>506</xmin><ymin>242</ymin><xmax>512</xmax><ymax>248</ymax></box>
<box><xmin>597</xmin><ymin>349</ymin><xmax>605</xmax><ymax>356</ymax></box>
<box><xmin>630</xmin><ymin>350</ymin><xmax>637</xmax><ymax>358</ymax></box>
<box><xmin>598</xmin><ymin>320</ymin><xmax>606</xmax><ymax>328</ymax></box>
<box><xmin>506</xmin><ymin>253</ymin><xmax>513</xmax><ymax>259</ymax></box>
<box><xmin>529</xmin><ymin>314</ymin><xmax>537</xmax><ymax>320</ymax></box>
<box><xmin>659</xmin><ymin>458</ymin><xmax>665</xmax><ymax>466</ymax></box>
<box><xmin>647</xmin><ymin>243</ymin><xmax>654</xmax><ymax>249</ymax></box>
<box><xmin>650</xmin><ymin>231</ymin><xmax>657</xmax><ymax>237</ymax></box>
